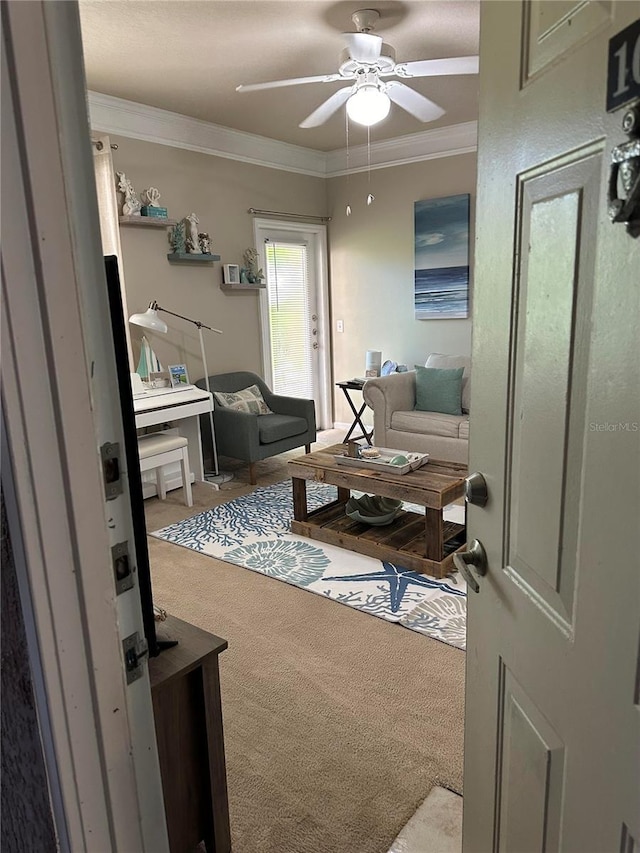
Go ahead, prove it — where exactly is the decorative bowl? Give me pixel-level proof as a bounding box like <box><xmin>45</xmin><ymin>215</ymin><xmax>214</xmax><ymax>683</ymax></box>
<box><xmin>345</xmin><ymin>495</ymin><xmax>402</xmax><ymax>526</ymax></box>
<box><xmin>389</xmin><ymin>454</ymin><xmax>409</xmax><ymax>466</ymax></box>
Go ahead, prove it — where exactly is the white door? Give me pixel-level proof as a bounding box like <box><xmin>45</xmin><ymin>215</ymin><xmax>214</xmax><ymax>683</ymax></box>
<box><xmin>254</xmin><ymin>219</ymin><xmax>331</xmax><ymax>429</ymax></box>
<box><xmin>463</xmin><ymin>2</ymin><xmax>639</xmax><ymax>850</ymax></box>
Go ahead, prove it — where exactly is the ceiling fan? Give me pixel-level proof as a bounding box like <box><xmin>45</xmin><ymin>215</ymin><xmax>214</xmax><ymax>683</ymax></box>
<box><xmin>236</xmin><ymin>9</ymin><xmax>479</xmax><ymax>129</ymax></box>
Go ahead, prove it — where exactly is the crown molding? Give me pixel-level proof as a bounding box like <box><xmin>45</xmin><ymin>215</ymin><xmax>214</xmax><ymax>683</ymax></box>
<box><xmin>324</xmin><ymin>121</ymin><xmax>478</xmax><ymax>176</ymax></box>
<box><xmin>88</xmin><ymin>92</ymin><xmax>327</xmax><ymax>177</ymax></box>
<box><xmin>88</xmin><ymin>92</ymin><xmax>477</xmax><ymax>178</ymax></box>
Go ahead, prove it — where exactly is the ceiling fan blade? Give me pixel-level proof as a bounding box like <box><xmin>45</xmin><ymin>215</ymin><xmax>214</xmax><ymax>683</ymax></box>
<box><xmin>386</xmin><ymin>82</ymin><xmax>446</xmax><ymax>122</ymax></box>
<box><xmin>299</xmin><ymin>87</ymin><xmax>353</xmax><ymax>128</ymax></box>
<box><xmin>344</xmin><ymin>32</ymin><xmax>383</xmax><ymax>63</ymax></box>
<box><xmin>395</xmin><ymin>55</ymin><xmax>479</xmax><ymax>78</ymax></box>
<box><xmin>236</xmin><ymin>73</ymin><xmax>343</xmax><ymax>93</ymax></box>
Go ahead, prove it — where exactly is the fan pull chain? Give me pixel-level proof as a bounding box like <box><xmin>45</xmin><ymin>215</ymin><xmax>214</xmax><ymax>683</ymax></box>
<box><xmin>345</xmin><ymin>111</ymin><xmax>352</xmax><ymax>216</ymax></box>
<box><xmin>366</xmin><ymin>126</ymin><xmax>375</xmax><ymax>206</ymax></box>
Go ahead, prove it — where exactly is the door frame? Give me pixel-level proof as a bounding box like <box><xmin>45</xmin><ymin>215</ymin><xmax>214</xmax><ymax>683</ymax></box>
<box><xmin>253</xmin><ymin>217</ymin><xmax>332</xmax><ymax>429</ymax></box>
<box><xmin>2</xmin><ymin>2</ymin><xmax>168</xmax><ymax>849</ymax></box>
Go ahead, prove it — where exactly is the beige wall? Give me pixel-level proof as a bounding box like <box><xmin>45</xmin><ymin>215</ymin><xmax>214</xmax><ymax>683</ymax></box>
<box><xmin>110</xmin><ymin>136</ymin><xmax>327</xmax><ymax>384</ymax></box>
<box><xmin>326</xmin><ymin>152</ymin><xmax>476</xmax><ymax>426</ymax></box>
<box><xmin>108</xmin><ymin>135</ymin><xmax>476</xmax><ymax>428</ymax></box>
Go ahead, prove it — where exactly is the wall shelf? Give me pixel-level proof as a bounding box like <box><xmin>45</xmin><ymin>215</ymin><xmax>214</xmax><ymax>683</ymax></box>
<box><xmin>220</xmin><ymin>282</ymin><xmax>266</xmax><ymax>291</ymax></box>
<box><xmin>167</xmin><ymin>253</ymin><xmax>221</xmax><ymax>264</ymax></box>
<box><xmin>120</xmin><ymin>215</ymin><xmax>177</xmax><ymax>227</ymax></box>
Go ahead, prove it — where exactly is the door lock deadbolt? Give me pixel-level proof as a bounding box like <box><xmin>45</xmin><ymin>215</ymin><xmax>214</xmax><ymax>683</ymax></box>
<box><xmin>464</xmin><ymin>472</ymin><xmax>489</xmax><ymax>506</ymax></box>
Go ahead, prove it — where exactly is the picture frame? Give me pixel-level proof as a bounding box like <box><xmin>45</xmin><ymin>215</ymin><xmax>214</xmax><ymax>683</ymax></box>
<box><xmin>414</xmin><ymin>194</ymin><xmax>470</xmax><ymax>320</ymax></box>
<box><xmin>223</xmin><ymin>263</ymin><xmax>240</xmax><ymax>284</ymax></box>
<box><xmin>147</xmin><ymin>370</ymin><xmax>171</xmax><ymax>388</ymax></box>
<box><xmin>168</xmin><ymin>364</ymin><xmax>190</xmax><ymax>387</ymax></box>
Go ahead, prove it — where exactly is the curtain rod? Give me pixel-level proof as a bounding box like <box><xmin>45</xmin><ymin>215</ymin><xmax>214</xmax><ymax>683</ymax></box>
<box><xmin>248</xmin><ymin>207</ymin><xmax>331</xmax><ymax>222</ymax></box>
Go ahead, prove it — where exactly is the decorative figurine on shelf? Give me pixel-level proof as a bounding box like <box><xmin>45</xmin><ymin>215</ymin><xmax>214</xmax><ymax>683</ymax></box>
<box><xmin>116</xmin><ymin>171</ymin><xmax>141</xmax><ymax>216</ymax></box>
<box><xmin>184</xmin><ymin>212</ymin><xmax>202</xmax><ymax>253</ymax></box>
<box><xmin>140</xmin><ymin>186</ymin><xmax>168</xmax><ymax>219</ymax></box>
<box><xmin>198</xmin><ymin>232</ymin><xmax>212</xmax><ymax>254</ymax></box>
<box><xmin>240</xmin><ymin>268</ymin><xmax>249</xmax><ymax>283</ymax></box>
<box><xmin>242</xmin><ymin>247</ymin><xmax>264</xmax><ymax>284</ymax></box>
<box><xmin>168</xmin><ymin>221</ymin><xmax>186</xmax><ymax>255</ymax></box>
<box><xmin>140</xmin><ymin>187</ymin><xmax>161</xmax><ymax>207</ymax></box>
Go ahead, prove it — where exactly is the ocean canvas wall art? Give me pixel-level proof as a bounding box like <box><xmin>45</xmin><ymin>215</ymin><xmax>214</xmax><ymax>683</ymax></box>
<box><xmin>414</xmin><ymin>194</ymin><xmax>470</xmax><ymax>319</ymax></box>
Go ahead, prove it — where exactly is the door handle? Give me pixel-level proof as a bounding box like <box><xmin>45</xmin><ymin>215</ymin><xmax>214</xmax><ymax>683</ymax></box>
<box><xmin>453</xmin><ymin>539</ymin><xmax>488</xmax><ymax>594</ymax></box>
<box><xmin>465</xmin><ymin>472</ymin><xmax>488</xmax><ymax>506</ymax></box>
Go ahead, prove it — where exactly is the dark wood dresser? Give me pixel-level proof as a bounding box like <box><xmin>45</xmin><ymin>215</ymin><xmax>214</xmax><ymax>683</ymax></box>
<box><xmin>149</xmin><ymin>615</ymin><xmax>231</xmax><ymax>852</ymax></box>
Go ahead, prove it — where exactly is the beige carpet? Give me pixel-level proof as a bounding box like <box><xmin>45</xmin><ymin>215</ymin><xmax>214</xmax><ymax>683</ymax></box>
<box><xmin>145</xmin><ymin>435</ymin><xmax>465</xmax><ymax>853</ymax></box>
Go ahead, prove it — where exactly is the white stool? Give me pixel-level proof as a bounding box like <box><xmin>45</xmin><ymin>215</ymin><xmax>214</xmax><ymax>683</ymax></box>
<box><xmin>137</xmin><ymin>433</ymin><xmax>193</xmax><ymax>507</ymax></box>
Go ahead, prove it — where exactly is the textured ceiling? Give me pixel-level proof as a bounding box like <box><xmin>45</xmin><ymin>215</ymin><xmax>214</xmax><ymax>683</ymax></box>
<box><xmin>79</xmin><ymin>0</ymin><xmax>480</xmax><ymax>152</ymax></box>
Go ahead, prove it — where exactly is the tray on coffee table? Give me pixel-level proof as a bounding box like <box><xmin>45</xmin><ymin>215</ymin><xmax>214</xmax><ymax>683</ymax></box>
<box><xmin>334</xmin><ymin>447</ymin><xmax>429</xmax><ymax>475</ymax></box>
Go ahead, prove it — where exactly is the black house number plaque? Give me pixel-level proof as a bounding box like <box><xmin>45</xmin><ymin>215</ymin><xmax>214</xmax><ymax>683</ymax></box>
<box><xmin>607</xmin><ymin>18</ymin><xmax>640</xmax><ymax>113</ymax></box>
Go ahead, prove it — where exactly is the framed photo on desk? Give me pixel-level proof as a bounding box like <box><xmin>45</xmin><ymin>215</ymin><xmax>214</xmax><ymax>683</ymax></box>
<box><xmin>168</xmin><ymin>364</ymin><xmax>189</xmax><ymax>387</ymax></box>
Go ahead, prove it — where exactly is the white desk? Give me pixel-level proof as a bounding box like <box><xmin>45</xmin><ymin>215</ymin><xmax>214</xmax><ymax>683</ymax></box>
<box><xmin>134</xmin><ymin>386</ymin><xmax>213</xmax><ymax>496</ymax></box>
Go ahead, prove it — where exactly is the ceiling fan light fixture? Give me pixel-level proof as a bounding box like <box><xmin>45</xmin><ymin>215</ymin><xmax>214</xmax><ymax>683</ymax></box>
<box><xmin>346</xmin><ymin>85</ymin><xmax>390</xmax><ymax>126</ymax></box>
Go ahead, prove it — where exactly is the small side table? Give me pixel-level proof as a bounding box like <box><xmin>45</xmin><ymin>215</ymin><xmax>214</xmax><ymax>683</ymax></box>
<box><xmin>149</xmin><ymin>615</ymin><xmax>231</xmax><ymax>853</ymax></box>
<box><xmin>336</xmin><ymin>380</ymin><xmax>373</xmax><ymax>445</ymax></box>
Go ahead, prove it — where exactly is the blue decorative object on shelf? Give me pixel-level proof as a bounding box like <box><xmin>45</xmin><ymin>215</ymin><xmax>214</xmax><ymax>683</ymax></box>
<box><xmin>141</xmin><ymin>205</ymin><xmax>168</xmax><ymax>218</ymax></box>
<box><xmin>168</xmin><ymin>221</ymin><xmax>186</xmax><ymax>254</ymax></box>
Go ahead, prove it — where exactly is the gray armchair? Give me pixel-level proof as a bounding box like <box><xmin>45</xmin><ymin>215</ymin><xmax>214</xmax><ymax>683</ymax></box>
<box><xmin>196</xmin><ymin>371</ymin><xmax>316</xmax><ymax>484</ymax></box>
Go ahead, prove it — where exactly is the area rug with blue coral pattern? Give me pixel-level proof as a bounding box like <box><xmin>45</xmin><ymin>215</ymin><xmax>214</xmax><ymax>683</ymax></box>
<box><xmin>151</xmin><ymin>480</ymin><xmax>467</xmax><ymax>650</ymax></box>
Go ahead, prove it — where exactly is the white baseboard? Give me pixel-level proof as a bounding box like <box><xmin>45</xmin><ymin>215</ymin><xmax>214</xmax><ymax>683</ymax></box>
<box><xmin>333</xmin><ymin>421</ymin><xmax>373</xmax><ymax>431</ymax></box>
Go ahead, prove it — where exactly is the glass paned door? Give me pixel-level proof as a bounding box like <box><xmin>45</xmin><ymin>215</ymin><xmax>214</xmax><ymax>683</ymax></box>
<box><xmin>255</xmin><ymin>220</ymin><xmax>331</xmax><ymax>429</ymax></box>
<box><xmin>265</xmin><ymin>240</ymin><xmax>315</xmax><ymax>398</ymax></box>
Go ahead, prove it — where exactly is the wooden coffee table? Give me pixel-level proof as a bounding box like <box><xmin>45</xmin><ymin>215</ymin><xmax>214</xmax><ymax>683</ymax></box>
<box><xmin>288</xmin><ymin>444</ymin><xmax>467</xmax><ymax>578</ymax></box>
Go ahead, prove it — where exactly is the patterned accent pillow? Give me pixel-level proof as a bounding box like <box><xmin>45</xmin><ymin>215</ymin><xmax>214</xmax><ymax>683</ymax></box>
<box><xmin>213</xmin><ymin>384</ymin><xmax>272</xmax><ymax>415</ymax></box>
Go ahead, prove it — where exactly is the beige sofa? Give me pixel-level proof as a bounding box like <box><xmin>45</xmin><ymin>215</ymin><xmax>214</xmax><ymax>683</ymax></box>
<box><xmin>362</xmin><ymin>353</ymin><xmax>470</xmax><ymax>464</ymax></box>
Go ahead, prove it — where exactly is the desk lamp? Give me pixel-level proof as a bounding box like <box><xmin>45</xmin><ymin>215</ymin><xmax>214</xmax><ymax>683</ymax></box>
<box><xmin>129</xmin><ymin>301</ymin><xmax>232</xmax><ymax>486</ymax></box>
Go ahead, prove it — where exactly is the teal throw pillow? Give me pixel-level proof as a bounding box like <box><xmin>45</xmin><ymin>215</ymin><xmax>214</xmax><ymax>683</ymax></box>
<box><xmin>414</xmin><ymin>366</ymin><xmax>464</xmax><ymax>415</ymax></box>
